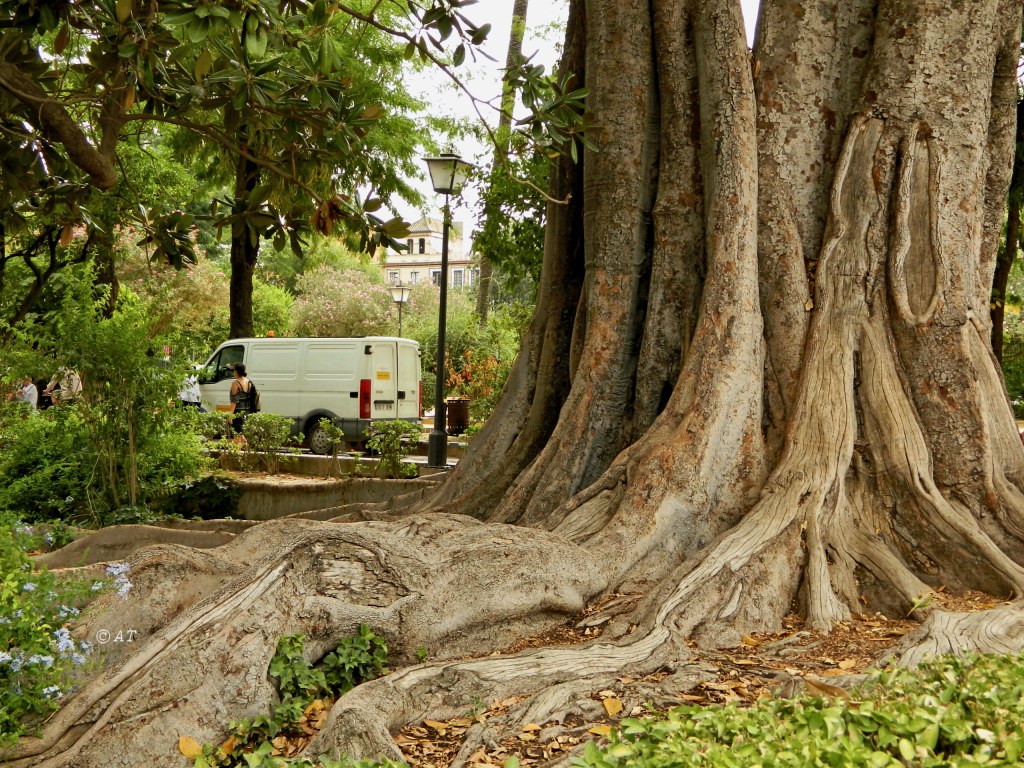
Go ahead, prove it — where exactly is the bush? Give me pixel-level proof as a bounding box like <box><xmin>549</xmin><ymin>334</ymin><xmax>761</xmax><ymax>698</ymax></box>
<box><xmin>0</xmin><ymin>285</ymin><xmax>213</xmax><ymax>525</ymax></box>
<box><xmin>571</xmin><ymin>652</ymin><xmax>1024</xmax><ymax>768</ymax></box>
<box><xmin>0</xmin><ymin>405</ymin><xmax>90</xmax><ymax>523</ymax></box>
<box><xmin>291</xmin><ymin>266</ymin><xmax>394</xmax><ymax>337</ymax></box>
<box><xmin>365</xmin><ymin>420</ymin><xmax>420</xmax><ymax>478</ymax></box>
<box><xmin>239</xmin><ymin>412</ymin><xmax>299</xmax><ymax>473</ymax></box>
<box><xmin>149</xmin><ymin>474</ymin><xmax>241</xmax><ymax>520</ymax></box>
<box><xmin>0</xmin><ymin>515</ymin><xmax>103</xmax><ymax>744</ymax></box>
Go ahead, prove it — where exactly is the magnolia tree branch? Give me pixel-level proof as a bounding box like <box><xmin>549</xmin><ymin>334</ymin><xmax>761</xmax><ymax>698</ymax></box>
<box><xmin>0</xmin><ymin>60</ymin><xmax>118</xmax><ymax>190</ymax></box>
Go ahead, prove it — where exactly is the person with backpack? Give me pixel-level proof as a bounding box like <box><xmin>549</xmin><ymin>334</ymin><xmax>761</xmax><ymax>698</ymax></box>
<box><xmin>227</xmin><ymin>363</ymin><xmax>256</xmax><ymax>437</ymax></box>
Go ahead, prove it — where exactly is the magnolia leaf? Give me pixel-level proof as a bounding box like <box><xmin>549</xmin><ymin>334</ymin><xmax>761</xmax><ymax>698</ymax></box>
<box><xmin>178</xmin><ymin>736</ymin><xmax>204</xmax><ymax>759</ymax></box>
<box><xmin>59</xmin><ymin>224</ymin><xmax>74</xmax><ymax>247</ymax></box>
<box><xmin>602</xmin><ymin>697</ymin><xmax>623</xmax><ymax>716</ymax></box>
<box><xmin>838</xmin><ymin>659</ymin><xmax>857</xmax><ymax>670</ymax></box>
<box><xmin>521</xmin><ymin>723</ymin><xmax>541</xmax><ymax>731</ymax></box>
<box><xmin>588</xmin><ymin>724</ymin><xmax>612</xmax><ymax>737</ymax></box>
<box><xmin>741</xmin><ymin>634</ymin><xmax>760</xmax><ymax>647</ymax></box>
<box><xmin>116</xmin><ymin>0</ymin><xmax>133</xmax><ymax>23</ymax></box>
<box><xmin>195</xmin><ymin>50</ymin><xmax>213</xmax><ymax>81</ymax></box>
<box><xmin>54</xmin><ymin>24</ymin><xmax>70</xmax><ymax>54</ymax></box>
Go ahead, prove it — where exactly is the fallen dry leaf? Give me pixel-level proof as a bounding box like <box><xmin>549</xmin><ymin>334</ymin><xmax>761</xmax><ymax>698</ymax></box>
<box><xmin>588</xmin><ymin>724</ymin><xmax>612</xmax><ymax>737</ymax></box>
<box><xmin>838</xmin><ymin>659</ymin><xmax>857</xmax><ymax>670</ymax></box>
<box><xmin>178</xmin><ymin>736</ymin><xmax>204</xmax><ymax>760</ymax></box>
<box><xmin>602</xmin><ymin>697</ymin><xmax>623</xmax><ymax>716</ymax></box>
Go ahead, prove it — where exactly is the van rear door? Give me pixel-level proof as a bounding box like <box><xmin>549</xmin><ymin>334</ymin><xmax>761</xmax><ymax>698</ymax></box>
<box><xmin>368</xmin><ymin>342</ymin><xmax>398</xmax><ymax>418</ymax></box>
<box><xmin>396</xmin><ymin>341</ymin><xmax>421</xmax><ymax>420</ymax></box>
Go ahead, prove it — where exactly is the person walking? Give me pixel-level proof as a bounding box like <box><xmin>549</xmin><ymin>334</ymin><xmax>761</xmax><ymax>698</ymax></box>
<box><xmin>227</xmin><ymin>363</ymin><xmax>254</xmax><ymax>438</ymax></box>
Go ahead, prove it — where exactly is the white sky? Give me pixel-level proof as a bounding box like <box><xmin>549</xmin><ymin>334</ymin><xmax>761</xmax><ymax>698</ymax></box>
<box><xmin>394</xmin><ymin>0</ymin><xmax>760</xmax><ymax>235</ymax></box>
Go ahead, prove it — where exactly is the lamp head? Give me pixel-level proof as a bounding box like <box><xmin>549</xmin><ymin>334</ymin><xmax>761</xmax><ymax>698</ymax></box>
<box><xmin>390</xmin><ymin>284</ymin><xmax>412</xmax><ymax>305</ymax></box>
<box><xmin>423</xmin><ymin>153</ymin><xmax>474</xmax><ymax>195</ymax></box>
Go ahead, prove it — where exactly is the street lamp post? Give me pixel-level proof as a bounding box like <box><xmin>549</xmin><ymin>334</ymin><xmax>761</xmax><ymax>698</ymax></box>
<box><xmin>423</xmin><ymin>152</ymin><xmax>473</xmax><ymax>468</ymax></box>
<box><xmin>389</xmin><ymin>283</ymin><xmax>412</xmax><ymax>337</ymax></box>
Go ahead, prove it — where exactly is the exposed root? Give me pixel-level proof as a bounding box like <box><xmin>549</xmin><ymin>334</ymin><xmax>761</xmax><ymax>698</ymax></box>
<box><xmin>32</xmin><ymin>523</ymin><xmax>240</xmax><ymax>569</ymax></box>
<box><xmin>891</xmin><ymin>604</ymin><xmax>1024</xmax><ymax>666</ymax></box>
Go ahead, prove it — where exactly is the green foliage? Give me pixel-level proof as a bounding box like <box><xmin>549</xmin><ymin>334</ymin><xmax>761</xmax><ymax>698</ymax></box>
<box><xmin>365</xmin><ymin>421</ymin><xmax>421</xmax><ymax>478</ymax></box>
<box><xmin>0</xmin><ymin>280</ymin><xmax>213</xmax><ymax>524</ymax></box>
<box><xmin>0</xmin><ymin>404</ymin><xmax>91</xmax><ymax>522</ymax></box>
<box><xmin>472</xmin><ymin>137</ymin><xmax>548</xmax><ymax>298</ymax></box>
<box><xmin>151</xmin><ymin>474</ymin><xmax>241</xmax><ymax>521</ymax></box>
<box><xmin>196</xmin><ymin>628</ymin><xmax>389</xmax><ymax>768</ymax></box>
<box><xmin>239</xmin><ymin>413</ymin><xmax>300</xmax><ymax>473</ymax></box>
<box><xmin>0</xmin><ymin>515</ymin><xmax>102</xmax><ymax>745</ymax></box>
<box><xmin>571</xmin><ymin>652</ymin><xmax>1024</xmax><ymax>768</ymax></box>
<box><xmin>320</xmin><ymin>624</ymin><xmax>390</xmax><ymax>695</ymax></box>
<box><xmin>315</xmin><ymin>417</ymin><xmax>348</xmax><ymax>475</ymax></box>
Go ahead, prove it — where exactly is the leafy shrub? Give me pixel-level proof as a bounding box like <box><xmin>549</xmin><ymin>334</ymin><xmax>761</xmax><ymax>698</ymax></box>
<box><xmin>0</xmin><ymin>287</ymin><xmax>213</xmax><ymax>525</ymax></box>
<box><xmin>571</xmin><ymin>652</ymin><xmax>1024</xmax><ymax>768</ymax></box>
<box><xmin>291</xmin><ymin>266</ymin><xmax>393</xmax><ymax>337</ymax></box>
<box><xmin>0</xmin><ymin>405</ymin><xmax>89</xmax><ymax>523</ymax></box>
<box><xmin>151</xmin><ymin>474</ymin><xmax>241</xmax><ymax>520</ymax></box>
<box><xmin>365</xmin><ymin>420</ymin><xmax>421</xmax><ymax>478</ymax></box>
<box><xmin>239</xmin><ymin>412</ymin><xmax>299</xmax><ymax>473</ymax></box>
<box><xmin>0</xmin><ymin>515</ymin><xmax>102</xmax><ymax>744</ymax></box>
<box><xmin>316</xmin><ymin>417</ymin><xmax>348</xmax><ymax>475</ymax></box>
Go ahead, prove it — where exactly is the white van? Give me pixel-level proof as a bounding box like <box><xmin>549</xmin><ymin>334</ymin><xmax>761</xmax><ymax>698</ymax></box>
<box><xmin>197</xmin><ymin>337</ymin><xmax>422</xmax><ymax>453</ymax></box>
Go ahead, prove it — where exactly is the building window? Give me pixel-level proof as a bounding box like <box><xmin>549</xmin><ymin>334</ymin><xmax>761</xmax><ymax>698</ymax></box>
<box><xmin>388</xmin><ymin>271</ymin><xmax>399</xmax><ymax>285</ymax></box>
<box><xmin>406</xmin><ymin>239</ymin><xmax>413</xmax><ymax>253</ymax></box>
<box><xmin>430</xmin><ymin>269</ymin><xmax>441</xmax><ymax>286</ymax></box>
<box><xmin>452</xmin><ymin>269</ymin><xmax>464</xmax><ymax>288</ymax></box>
<box><xmin>410</xmin><ymin>271</ymin><xmax>419</xmax><ymax>285</ymax></box>
<box><xmin>418</xmin><ymin>238</ymin><xmax>426</xmax><ymax>254</ymax></box>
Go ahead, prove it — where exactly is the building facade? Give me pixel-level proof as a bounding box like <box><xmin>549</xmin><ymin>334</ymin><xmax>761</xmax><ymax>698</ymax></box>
<box><xmin>381</xmin><ymin>217</ymin><xmax>477</xmax><ymax>289</ymax></box>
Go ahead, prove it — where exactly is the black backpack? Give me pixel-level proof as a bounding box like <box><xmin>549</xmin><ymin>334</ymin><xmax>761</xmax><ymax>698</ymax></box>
<box><xmin>248</xmin><ymin>380</ymin><xmax>261</xmax><ymax>412</ymax></box>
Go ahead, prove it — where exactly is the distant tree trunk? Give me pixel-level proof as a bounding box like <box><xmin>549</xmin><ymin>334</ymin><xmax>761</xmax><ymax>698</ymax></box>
<box><xmin>229</xmin><ymin>133</ymin><xmax>260</xmax><ymax>340</ymax></box>
<box><xmin>991</xmin><ymin>96</ymin><xmax>1024</xmax><ymax>362</ymax></box>
<box><xmin>475</xmin><ymin>0</ymin><xmax>530</xmax><ymax>322</ymax></box>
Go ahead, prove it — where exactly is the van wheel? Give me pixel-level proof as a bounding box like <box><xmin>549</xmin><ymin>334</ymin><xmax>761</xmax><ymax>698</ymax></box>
<box><xmin>306</xmin><ymin>422</ymin><xmax>334</xmax><ymax>455</ymax></box>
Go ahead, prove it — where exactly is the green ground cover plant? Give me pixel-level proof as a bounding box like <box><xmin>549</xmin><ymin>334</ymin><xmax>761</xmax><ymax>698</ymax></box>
<box><xmin>189</xmin><ymin>627</ymin><xmax>389</xmax><ymax>768</ymax></box>
<box><xmin>571</xmin><ymin>652</ymin><xmax>1024</xmax><ymax>768</ymax></box>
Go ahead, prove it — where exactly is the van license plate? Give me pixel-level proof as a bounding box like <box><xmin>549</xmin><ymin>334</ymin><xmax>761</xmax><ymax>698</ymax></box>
<box><xmin>375</xmin><ymin>402</ymin><xmax>394</xmax><ymax>411</ymax></box>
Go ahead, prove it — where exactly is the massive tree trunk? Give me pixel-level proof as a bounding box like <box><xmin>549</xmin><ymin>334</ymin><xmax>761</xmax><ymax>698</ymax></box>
<box><xmin>11</xmin><ymin>1</ymin><xmax>1024</xmax><ymax>766</ymax></box>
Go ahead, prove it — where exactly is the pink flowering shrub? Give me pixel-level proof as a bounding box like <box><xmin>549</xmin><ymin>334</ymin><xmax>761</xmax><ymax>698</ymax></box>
<box><xmin>291</xmin><ymin>266</ymin><xmax>394</xmax><ymax>337</ymax></box>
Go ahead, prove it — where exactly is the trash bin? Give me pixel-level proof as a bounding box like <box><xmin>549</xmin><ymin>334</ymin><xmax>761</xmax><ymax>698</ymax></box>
<box><xmin>446</xmin><ymin>397</ymin><xmax>470</xmax><ymax>436</ymax></box>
